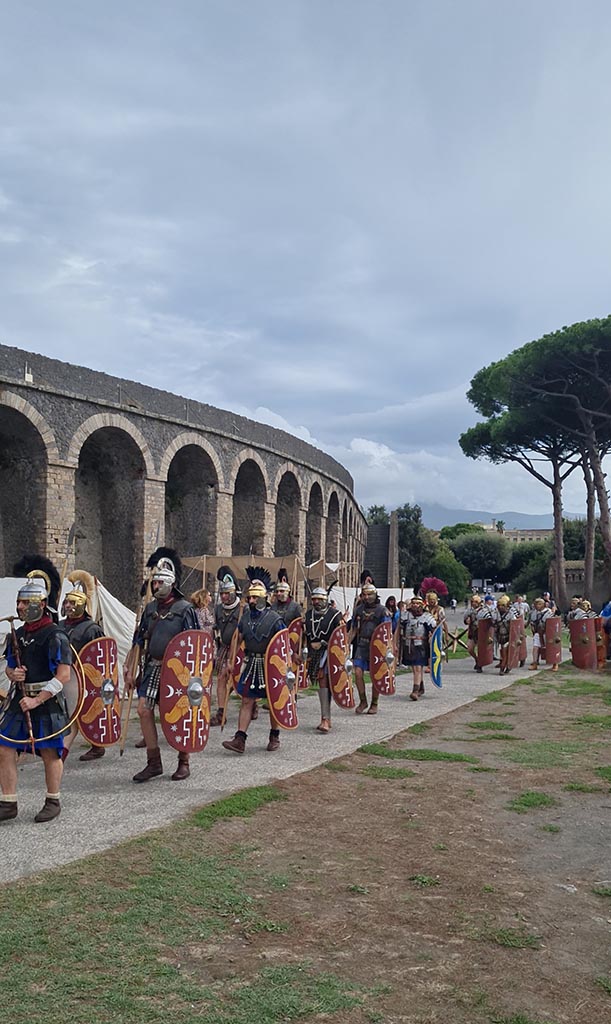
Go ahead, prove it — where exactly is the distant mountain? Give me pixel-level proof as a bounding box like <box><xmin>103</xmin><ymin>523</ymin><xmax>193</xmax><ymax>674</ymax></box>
<box><xmin>419</xmin><ymin>502</ymin><xmax>583</xmax><ymax>532</ymax></box>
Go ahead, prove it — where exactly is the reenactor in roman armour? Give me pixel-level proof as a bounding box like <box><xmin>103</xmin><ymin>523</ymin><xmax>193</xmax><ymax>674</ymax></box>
<box><xmin>400</xmin><ymin>595</ymin><xmax>436</xmax><ymax>700</ymax></box>
<box><xmin>351</xmin><ymin>582</ymin><xmax>390</xmax><ymax>715</ymax></box>
<box><xmin>60</xmin><ymin>574</ymin><xmax>105</xmax><ymax>762</ymax></box>
<box><xmin>464</xmin><ymin>594</ymin><xmax>492</xmax><ymax>672</ymax></box>
<box><xmin>574</xmin><ymin>599</ymin><xmax>597</xmax><ymax>620</ymax></box>
<box><xmin>304</xmin><ymin>587</ymin><xmax>342</xmax><ymax>732</ymax></box>
<box><xmin>492</xmin><ymin>594</ymin><xmax>516</xmax><ymax>675</ymax></box>
<box><xmin>211</xmin><ymin>567</ymin><xmax>241</xmax><ymax>727</ymax></box>
<box><xmin>126</xmin><ymin>548</ymin><xmax>200</xmax><ymax>783</ymax></box>
<box><xmin>529</xmin><ymin>597</ymin><xmax>553</xmax><ymax>669</ymax></box>
<box><xmin>0</xmin><ymin>557</ymin><xmax>72</xmax><ymax>823</ymax></box>
<box><xmin>222</xmin><ymin>567</ymin><xmax>286</xmax><ymax>755</ymax></box>
<box><xmin>565</xmin><ymin>596</ymin><xmax>581</xmax><ymax>624</ymax></box>
<box><xmin>272</xmin><ymin>570</ymin><xmax>303</xmax><ymax>627</ymax></box>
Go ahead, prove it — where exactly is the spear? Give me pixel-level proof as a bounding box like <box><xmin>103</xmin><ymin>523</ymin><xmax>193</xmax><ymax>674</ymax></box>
<box><xmin>4</xmin><ymin>616</ymin><xmax>36</xmax><ymax>757</ymax></box>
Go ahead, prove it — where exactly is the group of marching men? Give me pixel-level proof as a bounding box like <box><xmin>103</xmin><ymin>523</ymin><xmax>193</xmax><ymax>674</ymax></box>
<box><xmin>0</xmin><ymin>552</ymin><xmax>403</xmax><ymax>824</ymax></box>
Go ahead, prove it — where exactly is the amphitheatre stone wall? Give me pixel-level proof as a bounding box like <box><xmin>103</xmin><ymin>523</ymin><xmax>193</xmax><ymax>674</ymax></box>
<box><xmin>0</xmin><ymin>345</ymin><xmax>366</xmax><ymax>606</ymax></box>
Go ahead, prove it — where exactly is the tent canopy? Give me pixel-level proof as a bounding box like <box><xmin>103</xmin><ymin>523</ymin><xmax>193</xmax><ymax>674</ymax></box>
<box><xmin>181</xmin><ymin>554</ymin><xmax>342</xmax><ymax>592</ymax></box>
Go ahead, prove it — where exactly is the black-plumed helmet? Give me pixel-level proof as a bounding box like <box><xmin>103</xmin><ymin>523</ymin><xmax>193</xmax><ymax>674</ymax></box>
<box><xmin>146</xmin><ymin>546</ymin><xmax>182</xmax><ymax>590</ymax></box>
<box><xmin>13</xmin><ymin>554</ymin><xmax>61</xmax><ymax>618</ymax></box>
<box><xmin>360</xmin><ymin>569</ymin><xmax>375</xmax><ymax>586</ymax></box>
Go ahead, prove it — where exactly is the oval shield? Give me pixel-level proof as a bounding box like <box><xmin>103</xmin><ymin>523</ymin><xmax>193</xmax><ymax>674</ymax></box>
<box><xmin>370</xmin><ymin>620</ymin><xmax>396</xmax><ymax>696</ymax></box>
<box><xmin>230</xmin><ymin>637</ymin><xmax>245</xmax><ymax>693</ymax></box>
<box><xmin>159</xmin><ymin>630</ymin><xmax>213</xmax><ymax>753</ymax></box>
<box><xmin>264</xmin><ymin>627</ymin><xmax>298</xmax><ymax>730</ymax></box>
<box><xmin>77</xmin><ymin>636</ymin><xmax>122</xmax><ymax>746</ymax></box>
<box><xmin>429</xmin><ymin>623</ymin><xmax>443</xmax><ymax>689</ymax></box>
<box><xmin>477</xmin><ymin>619</ymin><xmax>494</xmax><ymax>668</ymax></box>
<box><xmin>544</xmin><ymin>616</ymin><xmax>563</xmax><ymax>665</ymax></box>
<box><xmin>569</xmin><ymin>619</ymin><xmax>597</xmax><ymax>671</ymax></box>
<box><xmin>288</xmin><ymin>616</ymin><xmax>307</xmax><ymax>691</ymax></box>
<box><xmin>508</xmin><ymin>617</ymin><xmax>525</xmax><ymax>670</ymax></box>
<box><xmin>327</xmin><ymin>624</ymin><xmax>355</xmax><ymax>709</ymax></box>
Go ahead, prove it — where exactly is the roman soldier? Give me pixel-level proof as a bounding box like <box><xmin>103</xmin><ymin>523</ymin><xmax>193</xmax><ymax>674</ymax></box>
<box><xmin>60</xmin><ymin>574</ymin><xmax>105</xmax><ymax>761</ymax></box>
<box><xmin>492</xmin><ymin>594</ymin><xmax>516</xmax><ymax>675</ymax></box>
<box><xmin>222</xmin><ymin>567</ymin><xmax>285</xmax><ymax>755</ymax></box>
<box><xmin>400</xmin><ymin>596</ymin><xmax>436</xmax><ymax>700</ymax></box>
<box><xmin>125</xmin><ymin>548</ymin><xmax>200</xmax><ymax>783</ymax></box>
<box><xmin>464</xmin><ymin>594</ymin><xmax>492</xmax><ymax>673</ymax></box>
<box><xmin>350</xmin><ymin>582</ymin><xmax>390</xmax><ymax>715</ymax></box>
<box><xmin>565</xmin><ymin>596</ymin><xmax>581</xmax><ymax>624</ymax></box>
<box><xmin>0</xmin><ymin>558</ymin><xmax>72</xmax><ymax>823</ymax></box>
<box><xmin>529</xmin><ymin>597</ymin><xmax>553</xmax><ymax>669</ymax></box>
<box><xmin>304</xmin><ymin>587</ymin><xmax>342</xmax><ymax>732</ymax></box>
<box><xmin>210</xmin><ymin>567</ymin><xmax>241</xmax><ymax>727</ymax></box>
<box><xmin>272</xmin><ymin>570</ymin><xmax>303</xmax><ymax>626</ymax></box>
<box><xmin>575</xmin><ymin>599</ymin><xmax>597</xmax><ymax>620</ymax></box>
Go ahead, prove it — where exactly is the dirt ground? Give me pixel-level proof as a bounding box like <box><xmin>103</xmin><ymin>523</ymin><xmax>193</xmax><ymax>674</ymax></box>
<box><xmin>176</xmin><ymin>664</ymin><xmax>611</xmax><ymax>1024</ymax></box>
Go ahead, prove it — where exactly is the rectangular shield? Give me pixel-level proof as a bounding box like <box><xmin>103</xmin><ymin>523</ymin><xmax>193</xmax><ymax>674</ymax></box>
<box><xmin>477</xmin><ymin>619</ymin><xmax>494</xmax><ymax>668</ymax></box>
<box><xmin>595</xmin><ymin>616</ymin><xmax>607</xmax><ymax>670</ymax></box>
<box><xmin>569</xmin><ymin>619</ymin><xmax>597</xmax><ymax>671</ymax></box>
<box><xmin>508</xmin><ymin>617</ymin><xmax>524</xmax><ymax>670</ymax></box>
<box><xmin>544</xmin><ymin>616</ymin><xmax>563</xmax><ymax>665</ymax></box>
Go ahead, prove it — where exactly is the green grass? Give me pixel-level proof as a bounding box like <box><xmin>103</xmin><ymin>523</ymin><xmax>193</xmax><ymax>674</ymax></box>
<box><xmin>191</xmin><ymin>785</ymin><xmax>287</xmax><ymax>829</ymax></box>
<box><xmin>358</xmin><ymin>742</ymin><xmax>479</xmax><ymax>764</ymax></box>
<box><xmin>563</xmin><ymin>782</ymin><xmax>604</xmax><ymax>793</ymax></box>
<box><xmin>464</xmin><ymin>733</ymin><xmax>518</xmax><ymax>742</ymax></box>
<box><xmin>406</xmin><ymin>721</ymin><xmax>431</xmax><ymax>736</ymax></box>
<box><xmin>468</xmin><ymin>765</ymin><xmax>499</xmax><ymax>773</ymax></box>
<box><xmin>595</xmin><ymin>765</ymin><xmax>611</xmax><ymax>783</ymax></box>
<box><xmin>574</xmin><ymin>714</ymin><xmax>611</xmax><ymax>729</ymax></box>
<box><xmin>347</xmin><ymin>884</ymin><xmax>370</xmax><ymax>895</ymax></box>
<box><xmin>408</xmin><ymin>874</ymin><xmax>440</xmax><ymax>887</ymax></box>
<box><xmin>324</xmin><ymin>761</ymin><xmax>350</xmax><ymax>772</ymax></box>
<box><xmin>468</xmin><ymin>720</ymin><xmax>515</xmax><ymax>731</ymax></box>
<box><xmin>556</xmin><ymin>678</ymin><xmax>611</xmax><ymax>699</ymax></box>
<box><xmin>477</xmin><ymin>711</ymin><xmax>516</xmax><ymax>718</ymax></box>
<box><xmin>592</xmin><ymin>885</ymin><xmax>611</xmax><ymax>897</ymax></box>
<box><xmin>507</xmin><ymin>791</ymin><xmax>559</xmax><ymax>814</ymax></box>
<box><xmin>540</xmin><ymin>824</ymin><xmax>561</xmax><ymax>833</ymax></box>
<box><xmin>596</xmin><ymin>975</ymin><xmax>611</xmax><ymax>995</ymax></box>
<box><xmin>476</xmin><ymin>690</ymin><xmax>508</xmax><ymax>702</ymax></box>
<box><xmin>360</xmin><ymin>765</ymin><xmax>417</xmax><ymax>780</ymax></box>
<box><xmin>433</xmin><ymin>842</ymin><xmax>448</xmax><ymax>850</ymax></box>
<box><xmin>502</xmin><ymin>740</ymin><xmax>588</xmax><ymax>768</ymax></box>
<box><xmin>488</xmin><ymin>927</ymin><xmax>542</xmax><ymax>949</ymax></box>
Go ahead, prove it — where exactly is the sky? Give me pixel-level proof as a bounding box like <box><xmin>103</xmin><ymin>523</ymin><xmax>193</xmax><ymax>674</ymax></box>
<box><xmin>2</xmin><ymin>1</ymin><xmax>611</xmax><ymax>518</ymax></box>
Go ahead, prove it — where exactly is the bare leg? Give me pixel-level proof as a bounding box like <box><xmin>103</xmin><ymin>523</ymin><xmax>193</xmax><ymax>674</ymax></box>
<box><xmin>137</xmin><ymin>699</ymin><xmax>159</xmax><ymax>748</ymax></box>
<box><xmin>237</xmin><ymin>696</ymin><xmax>255</xmax><ymax>733</ymax></box>
<box><xmin>354</xmin><ymin>667</ymin><xmax>367</xmax><ymax>713</ymax></box>
<box><xmin>40</xmin><ymin>747</ymin><xmax>64</xmax><ymax>793</ymax></box>
<box><xmin>0</xmin><ymin>746</ymin><xmax>18</xmax><ymax>795</ymax></box>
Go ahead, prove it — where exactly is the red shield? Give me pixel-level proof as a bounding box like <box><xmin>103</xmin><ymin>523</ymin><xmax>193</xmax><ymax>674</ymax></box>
<box><xmin>77</xmin><ymin>637</ymin><xmax>122</xmax><ymax>747</ymax></box>
<box><xmin>508</xmin><ymin>617</ymin><xmax>525</xmax><ymax>670</ymax></box>
<box><xmin>327</xmin><ymin>624</ymin><xmax>355</xmax><ymax>709</ymax></box>
<box><xmin>288</xmin><ymin>616</ymin><xmax>307</xmax><ymax>691</ymax></box>
<box><xmin>370</xmin><ymin>620</ymin><xmax>396</xmax><ymax>696</ymax></box>
<box><xmin>230</xmin><ymin>638</ymin><xmax>245</xmax><ymax>692</ymax></box>
<box><xmin>159</xmin><ymin>630</ymin><xmax>213</xmax><ymax>753</ymax></box>
<box><xmin>595</xmin><ymin>617</ymin><xmax>607</xmax><ymax>670</ymax></box>
<box><xmin>545</xmin><ymin>616</ymin><xmax>563</xmax><ymax>665</ymax></box>
<box><xmin>477</xmin><ymin>618</ymin><xmax>494</xmax><ymax>667</ymax></box>
<box><xmin>264</xmin><ymin>628</ymin><xmax>298</xmax><ymax>730</ymax></box>
<box><xmin>569</xmin><ymin>619</ymin><xmax>597</xmax><ymax>671</ymax></box>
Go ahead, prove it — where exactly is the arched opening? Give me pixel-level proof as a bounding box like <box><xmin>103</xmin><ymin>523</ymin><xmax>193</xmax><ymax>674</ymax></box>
<box><xmin>165</xmin><ymin>445</ymin><xmax>218</xmax><ymax>556</ymax></box>
<box><xmin>75</xmin><ymin>427</ymin><xmax>145</xmax><ymax>605</ymax></box>
<box><xmin>275</xmin><ymin>472</ymin><xmax>301</xmax><ymax>557</ymax></box>
<box><xmin>0</xmin><ymin>408</ymin><xmax>47</xmax><ymax>575</ymax></box>
<box><xmin>232</xmin><ymin>459</ymin><xmax>267</xmax><ymax>555</ymax></box>
<box><xmin>305</xmin><ymin>482</ymin><xmax>323</xmax><ymax>564</ymax></box>
<box><xmin>341</xmin><ymin>501</ymin><xmax>348</xmax><ymax>563</ymax></box>
<box><xmin>325</xmin><ymin>492</ymin><xmax>340</xmax><ymax>564</ymax></box>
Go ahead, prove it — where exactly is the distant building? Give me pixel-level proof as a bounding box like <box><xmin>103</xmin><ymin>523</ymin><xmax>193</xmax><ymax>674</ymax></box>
<box><xmin>473</xmin><ymin>521</ymin><xmax>553</xmax><ymax>544</ymax></box>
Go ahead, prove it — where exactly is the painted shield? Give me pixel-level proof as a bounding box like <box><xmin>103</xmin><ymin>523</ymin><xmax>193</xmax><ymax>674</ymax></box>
<box><xmin>429</xmin><ymin>623</ymin><xmax>444</xmax><ymax>689</ymax></box>
<box><xmin>0</xmin><ymin>652</ymin><xmax>85</xmax><ymax>749</ymax></box>
<box><xmin>519</xmin><ymin>618</ymin><xmax>528</xmax><ymax>664</ymax></box>
<box><xmin>230</xmin><ymin>638</ymin><xmax>245</xmax><ymax>692</ymax></box>
<box><xmin>569</xmin><ymin>618</ymin><xmax>597</xmax><ymax>671</ymax></box>
<box><xmin>477</xmin><ymin>618</ymin><xmax>494</xmax><ymax>668</ymax></box>
<box><xmin>508</xmin><ymin>617</ymin><xmax>525</xmax><ymax>670</ymax></box>
<box><xmin>327</xmin><ymin>624</ymin><xmax>355</xmax><ymax>709</ymax></box>
<box><xmin>288</xmin><ymin>616</ymin><xmax>308</xmax><ymax>691</ymax></box>
<box><xmin>595</xmin><ymin>616</ymin><xmax>607</xmax><ymax>670</ymax></box>
<box><xmin>77</xmin><ymin>636</ymin><xmax>122</xmax><ymax>746</ymax></box>
<box><xmin>159</xmin><ymin>630</ymin><xmax>213</xmax><ymax>753</ymax></box>
<box><xmin>264</xmin><ymin>627</ymin><xmax>298</xmax><ymax>730</ymax></box>
<box><xmin>545</xmin><ymin>616</ymin><xmax>563</xmax><ymax>665</ymax></box>
<box><xmin>370</xmin><ymin>620</ymin><xmax>396</xmax><ymax>696</ymax></box>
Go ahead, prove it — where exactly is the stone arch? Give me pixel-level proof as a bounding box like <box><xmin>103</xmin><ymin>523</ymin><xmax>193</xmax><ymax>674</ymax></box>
<box><xmin>164</xmin><ymin>443</ymin><xmax>219</xmax><ymax>557</ymax></box>
<box><xmin>74</xmin><ymin>426</ymin><xmax>146</xmax><ymax>605</ymax></box>
<box><xmin>0</xmin><ymin>403</ymin><xmax>49</xmax><ymax>574</ymax></box>
<box><xmin>67</xmin><ymin>412</ymin><xmax>155</xmax><ymax>477</ymax></box>
<box><xmin>227</xmin><ymin>448</ymin><xmax>272</xmax><ymax>498</ymax></box>
<box><xmin>275</xmin><ymin>470</ymin><xmax>302</xmax><ymax>557</ymax></box>
<box><xmin>325</xmin><ymin>491</ymin><xmax>341</xmax><ymax>564</ymax></box>
<box><xmin>159</xmin><ymin>432</ymin><xmax>225</xmax><ymax>489</ymax></box>
<box><xmin>232</xmin><ymin>458</ymin><xmax>268</xmax><ymax>556</ymax></box>
<box><xmin>306</xmin><ymin>481</ymin><xmax>324</xmax><ymax>564</ymax></box>
<box><xmin>0</xmin><ymin>392</ymin><xmax>59</xmax><ymax>463</ymax></box>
